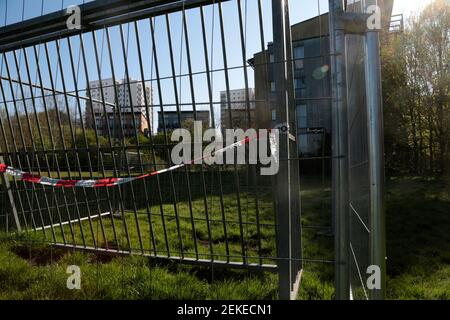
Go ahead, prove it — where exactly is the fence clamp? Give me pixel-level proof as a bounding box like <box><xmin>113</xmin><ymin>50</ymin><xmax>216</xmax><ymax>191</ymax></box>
<box><xmin>273</xmin><ymin>122</ymin><xmax>290</xmax><ymax>133</ymax></box>
<box><xmin>273</xmin><ymin>123</ymin><xmax>296</xmax><ymax>142</ymax></box>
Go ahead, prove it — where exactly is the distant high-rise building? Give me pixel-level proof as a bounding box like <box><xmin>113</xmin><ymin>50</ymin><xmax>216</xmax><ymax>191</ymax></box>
<box><xmin>85</xmin><ymin>78</ymin><xmax>153</xmax><ymax>138</ymax></box>
<box><xmin>220</xmin><ymin>88</ymin><xmax>255</xmax><ymax>130</ymax></box>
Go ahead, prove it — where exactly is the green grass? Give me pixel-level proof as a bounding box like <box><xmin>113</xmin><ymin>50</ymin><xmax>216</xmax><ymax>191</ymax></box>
<box><xmin>296</xmin><ymin>175</ymin><xmax>335</xmax><ymax>300</ymax></box>
<box><xmin>0</xmin><ymin>233</ymin><xmax>278</xmax><ymax>300</ymax></box>
<box><xmin>0</xmin><ymin>173</ymin><xmax>335</xmax><ymax>300</ymax></box>
<box><xmin>0</xmin><ymin>176</ymin><xmax>448</xmax><ymax>299</ymax></box>
<box><xmin>385</xmin><ymin>176</ymin><xmax>450</xmax><ymax>299</ymax></box>
<box><xmin>46</xmin><ymin>193</ymin><xmax>277</xmax><ymax>265</ymax></box>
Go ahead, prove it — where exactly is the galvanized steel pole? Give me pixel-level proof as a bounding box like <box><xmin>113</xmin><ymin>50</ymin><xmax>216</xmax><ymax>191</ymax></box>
<box><xmin>329</xmin><ymin>0</ymin><xmax>350</xmax><ymax>300</ymax></box>
<box><xmin>0</xmin><ymin>156</ymin><xmax>21</xmax><ymax>233</ymax></box>
<box><xmin>272</xmin><ymin>0</ymin><xmax>303</xmax><ymax>300</ymax></box>
<box><xmin>365</xmin><ymin>30</ymin><xmax>386</xmax><ymax>300</ymax></box>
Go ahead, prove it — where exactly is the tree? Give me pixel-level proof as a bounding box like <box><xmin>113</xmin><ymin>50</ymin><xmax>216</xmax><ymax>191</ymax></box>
<box><xmin>381</xmin><ymin>0</ymin><xmax>450</xmax><ymax>176</ymax></box>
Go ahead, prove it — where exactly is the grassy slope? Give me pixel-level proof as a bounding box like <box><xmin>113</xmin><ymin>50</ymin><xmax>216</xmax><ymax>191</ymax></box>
<box><xmin>0</xmin><ymin>177</ymin><xmax>448</xmax><ymax>299</ymax></box>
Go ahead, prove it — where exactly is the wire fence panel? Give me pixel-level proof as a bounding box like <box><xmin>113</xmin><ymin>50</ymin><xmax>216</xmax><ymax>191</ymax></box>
<box><xmin>0</xmin><ymin>0</ymin><xmax>390</xmax><ymax>301</ymax></box>
<box><xmin>0</xmin><ymin>0</ymin><xmax>303</xmax><ymax>299</ymax></box>
<box><xmin>342</xmin><ymin>0</ymin><xmax>387</xmax><ymax>300</ymax></box>
<box><xmin>346</xmin><ymin>32</ymin><xmax>371</xmax><ymax>300</ymax></box>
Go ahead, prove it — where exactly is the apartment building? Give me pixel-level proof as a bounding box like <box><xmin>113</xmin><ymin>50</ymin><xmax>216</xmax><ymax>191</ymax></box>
<box><xmin>220</xmin><ymin>88</ymin><xmax>256</xmax><ymax>130</ymax></box>
<box><xmin>157</xmin><ymin>110</ymin><xmax>211</xmax><ymax>133</ymax></box>
<box><xmin>250</xmin><ymin>0</ymin><xmax>394</xmax><ymax>157</ymax></box>
<box><xmin>85</xmin><ymin>78</ymin><xmax>153</xmax><ymax>138</ymax></box>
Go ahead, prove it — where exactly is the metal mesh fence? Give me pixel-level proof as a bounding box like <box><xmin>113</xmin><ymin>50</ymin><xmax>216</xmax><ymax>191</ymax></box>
<box><xmin>0</xmin><ymin>0</ymin><xmax>305</xmax><ymax>299</ymax></box>
<box><xmin>343</xmin><ymin>0</ymin><xmax>386</xmax><ymax>300</ymax></box>
<box><xmin>0</xmin><ymin>0</ymin><xmax>274</xmax><ymax>266</ymax></box>
<box><xmin>0</xmin><ymin>0</ymin><xmax>387</xmax><ymax>300</ymax></box>
<box><xmin>346</xmin><ymin>32</ymin><xmax>371</xmax><ymax>299</ymax></box>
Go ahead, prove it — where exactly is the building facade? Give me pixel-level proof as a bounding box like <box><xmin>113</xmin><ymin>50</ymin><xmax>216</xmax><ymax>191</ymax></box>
<box><xmin>252</xmin><ymin>14</ymin><xmax>332</xmax><ymax>158</ymax></box>
<box><xmin>85</xmin><ymin>78</ymin><xmax>153</xmax><ymax>138</ymax></box>
<box><xmin>220</xmin><ymin>88</ymin><xmax>256</xmax><ymax>130</ymax></box>
<box><xmin>251</xmin><ymin>0</ymin><xmax>394</xmax><ymax>159</ymax></box>
<box><xmin>157</xmin><ymin>110</ymin><xmax>211</xmax><ymax>133</ymax></box>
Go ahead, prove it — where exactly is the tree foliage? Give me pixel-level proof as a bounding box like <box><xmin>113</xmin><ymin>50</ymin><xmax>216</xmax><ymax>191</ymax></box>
<box><xmin>382</xmin><ymin>0</ymin><xmax>450</xmax><ymax>176</ymax></box>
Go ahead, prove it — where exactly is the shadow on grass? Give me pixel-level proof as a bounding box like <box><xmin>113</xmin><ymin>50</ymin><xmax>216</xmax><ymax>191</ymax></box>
<box><xmin>385</xmin><ymin>177</ymin><xmax>450</xmax><ymax>299</ymax></box>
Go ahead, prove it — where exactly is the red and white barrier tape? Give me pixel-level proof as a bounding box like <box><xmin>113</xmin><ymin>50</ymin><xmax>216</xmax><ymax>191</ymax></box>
<box><xmin>0</xmin><ymin>134</ymin><xmax>257</xmax><ymax>188</ymax></box>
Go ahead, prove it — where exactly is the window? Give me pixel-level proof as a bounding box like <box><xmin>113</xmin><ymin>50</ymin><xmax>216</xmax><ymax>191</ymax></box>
<box><xmin>298</xmin><ymin>134</ymin><xmax>308</xmax><ymax>152</ymax></box>
<box><xmin>293</xmin><ymin>46</ymin><xmax>304</xmax><ymax>70</ymax></box>
<box><xmin>295</xmin><ymin>78</ymin><xmax>306</xmax><ymax>90</ymax></box>
<box><xmin>271</xmin><ymin>109</ymin><xmax>276</xmax><ymax>121</ymax></box>
<box><xmin>270</xmin><ymin>81</ymin><xmax>276</xmax><ymax>93</ymax></box>
<box><xmin>269</xmin><ymin>53</ymin><xmax>274</xmax><ymax>63</ymax></box>
<box><xmin>297</xmin><ymin>104</ymin><xmax>307</xmax><ymax>128</ymax></box>
<box><xmin>295</xmin><ymin>76</ymin><xmax>307</xmax><ymax>98</ymax></box>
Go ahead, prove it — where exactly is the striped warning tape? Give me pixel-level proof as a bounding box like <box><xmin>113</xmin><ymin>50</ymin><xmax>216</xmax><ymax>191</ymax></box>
<box><xmin>0</xmin><ymin>133</ymin><xmax>258</xmax><ymax>188</ymax></box>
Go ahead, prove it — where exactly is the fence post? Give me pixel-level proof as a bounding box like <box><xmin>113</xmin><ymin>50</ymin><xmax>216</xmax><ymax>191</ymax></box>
<box><xmin>0</xmin><ymin>156</ymin><xmax>21</xmax><ymax>232</ymax></box>
<box><xmin>365</xmin><ymin>30</ymin><xmax>386</xmax><ymax>300</ymax></box>
<box><xmin>329</xmin><ymin>0</ymin><xmax>350</xmax><ymax>300</ymax></box>
<box><xmin>272</xmin><ymin>0</ymin><xmax>302</xmax><ymax>300</ymax></box>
